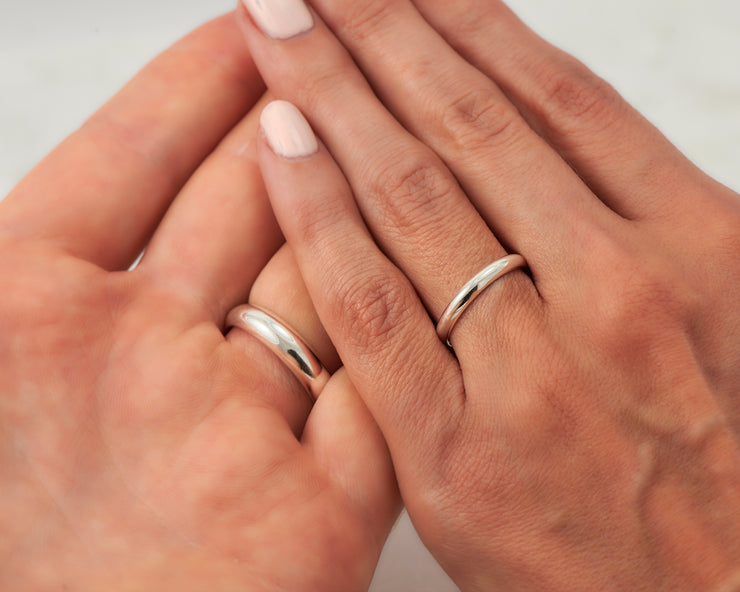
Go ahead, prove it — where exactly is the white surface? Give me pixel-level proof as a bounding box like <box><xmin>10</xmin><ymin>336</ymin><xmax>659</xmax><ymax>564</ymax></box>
<box><xmin>1</xmin><ymin>1</ymin><xmax>738</xmax><ymax>590</ymax></box>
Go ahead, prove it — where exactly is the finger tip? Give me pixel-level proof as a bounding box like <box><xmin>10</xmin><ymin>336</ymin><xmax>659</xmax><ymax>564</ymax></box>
<box><xmin>259</xmin><ymin>100</ymin><xmax>319</xmax><ymax>159</ymax></box>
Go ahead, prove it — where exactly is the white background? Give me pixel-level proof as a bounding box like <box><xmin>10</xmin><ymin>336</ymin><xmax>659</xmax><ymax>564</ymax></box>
<box><xmin>1</xmin><ymin>1</ymin><xmax>738</xmax><ymax>590</ymax></box>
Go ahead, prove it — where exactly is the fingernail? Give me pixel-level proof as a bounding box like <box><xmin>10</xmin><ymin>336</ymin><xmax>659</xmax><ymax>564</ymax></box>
<box><xmin>241</xmin><ymin>0</ymin><xmax>314</xmax><ymax>40</ymax></box>
<box><xmin>260</xmin><ymin>100</ymin><xmax>318</xmax><ymax>158</ymax></box>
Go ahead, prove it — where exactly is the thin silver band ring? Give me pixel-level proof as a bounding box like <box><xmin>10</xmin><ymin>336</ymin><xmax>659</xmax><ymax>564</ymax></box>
<box><xmin>226</xmin><ymin>304</ymin><xmax>329</xmax><ymax>401</ymax></box>
<box><xmin>436</xmin><ymin>254</ymin><xmax>527</xmax><ymax>348</ymax></box>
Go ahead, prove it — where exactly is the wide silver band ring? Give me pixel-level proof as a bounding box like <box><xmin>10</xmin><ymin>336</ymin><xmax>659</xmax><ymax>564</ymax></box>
<box><xmin>226</xmin><ymin>304</ymin><xmax>329</xmax><ymax>401</ymax></box>
<box><xmin>436</xmin><ymin>254</ymin><xmax>527</xmax><ymax>348</ymax></box>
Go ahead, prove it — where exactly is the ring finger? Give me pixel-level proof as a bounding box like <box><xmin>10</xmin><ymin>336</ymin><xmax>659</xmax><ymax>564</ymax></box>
<box><xmin>247</xmin><ymin>243</ymin><xmax>341</xmax><ymax>375</ymax></box>
<box><xmin>226</xmin><ymin>243</ymin><xmax>342</xmax><ymax>433</ymax></box>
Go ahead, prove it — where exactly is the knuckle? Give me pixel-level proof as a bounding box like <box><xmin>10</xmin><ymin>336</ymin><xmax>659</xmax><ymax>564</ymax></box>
<box><xmin>334</xmin><ymin>0</ymin><xmax>395</xmax><ymax>45</ymax></box>
<box><xmin>539</xmin><ymin>64</ymin><xmax>622</xmax><ymax>131</ymax></box>
<box><xmin>496</xmin><ymin>279</ymin><xmax>546</xmax><ymax>355</ymax></box>
<box><xmin>610</xmin><ymin>267</ymin><xmax>678</xmax><ymax>325</ymax></box>
<box><xmin>410</xmin><ymin>413</ymin><xmax>501</xmax><ymax>535</ymax></box>
<box><xmin>329</xmin><ymin>266</ymin><xmax>413</xmax><ymax>356</ymax></box>
<box><xmin>530</xmin><ymin>343</ymin><xmax>586</xmax><ymax>434</ymax></box>
<box><xmin>173</xmin><ymin>41</ymin><xmax>256</xmax><ymax>93</ymax></box>
<box><xmin>441</xmin><ymin>86</ymin><xmax>522</xmax><ymax>153</ymax></box>
<box><xmin>283</xmin><ymin>185</ymin><xmax>350</xmax><ymax>250</ymax></box>
<box><xmin>292</xmin><ymin>62</ymin><xmax>351</xmax><ymax>113</ymax></box>
<box><xmin>585</xmin><ymin>235</ymin><xmax>685</xmax><ymax>347</ymax></box>
<box><xmin>86</xmin><ymin>43</ymin><xmax>258</xmax><ymax>164</ymax></box>
<box><xmin>462</xmin><ymin>271</ymin><xmax>543</xmax><ymax>362</ymax></box>
<box><xmin>81</xmin><ymin>115</ymin><xmax>158</xmax><ymax>168</ymax></box>
<box><xmin>364</xmin><ymin>151</ymin><xmax>455</xmax><ymax>236</ymax></box>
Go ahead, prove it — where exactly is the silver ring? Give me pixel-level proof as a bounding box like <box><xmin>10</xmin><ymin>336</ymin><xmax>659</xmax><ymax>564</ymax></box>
<box><xmin>226</xmin><ymin>304</ymin><xmax>329</xmax><ymax>401</ymax></box>
<box><xmin>436</xmin><ymin>254</ymin><xmax>527</xmax><ymax>348</ymax></box>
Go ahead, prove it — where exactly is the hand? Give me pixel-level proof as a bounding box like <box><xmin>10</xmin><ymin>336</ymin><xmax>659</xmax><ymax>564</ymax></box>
<box><xmin>0</xmin><ymin>13</ymin><xmax>397</xmax><ymax>591</ymax></box>
<box><xmin>238</xmin><ymin>1</ymin><xmax>740</xmax><ymax>590</ymax></box>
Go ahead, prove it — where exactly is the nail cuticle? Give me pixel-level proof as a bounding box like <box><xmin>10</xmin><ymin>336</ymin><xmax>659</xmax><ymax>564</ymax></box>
<box><xmin>241</xmin><ymin>0</ymin><xmax>315</xmax><ymax>40</ymax></box>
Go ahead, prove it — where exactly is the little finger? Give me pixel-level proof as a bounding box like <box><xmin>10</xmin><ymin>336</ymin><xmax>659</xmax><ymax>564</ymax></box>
<box><xmin>410</xmin><ymin>0</ymin><xmax>724</xmax><ymax>222</ymax></box>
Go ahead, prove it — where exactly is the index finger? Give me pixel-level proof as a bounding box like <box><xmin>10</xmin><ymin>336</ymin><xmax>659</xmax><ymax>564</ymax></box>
<box><xmin>256</xmin><ymin>101</ymin><xmax>465</xmax><ymax>483</ymax></box>
<box><xmin>0</xmin><ymin>12</ymin><xmax>264</xmax><ymax>271</ymax></box>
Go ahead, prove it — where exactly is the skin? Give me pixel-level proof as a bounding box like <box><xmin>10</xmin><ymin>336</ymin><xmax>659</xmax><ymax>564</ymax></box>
<box><xmin>0</xmin><ymin>13</ymin><xmax>398</xmax><ymax>592</ymax></box>
<box><xmin>238</xmin><ymin>0</ymin><xmax>740</xmax><ymax>590</ymax></box>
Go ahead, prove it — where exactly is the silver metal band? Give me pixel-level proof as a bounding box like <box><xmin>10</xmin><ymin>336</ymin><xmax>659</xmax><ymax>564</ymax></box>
<box><xmin>436</xmin><ymin>254</ymin><xmax>527</xmax><ymax>348</ymax></box>
<box><xmin>226</xmin><ymin>304</ymin><xmax>329</xmax><ymax>401</ymax></box>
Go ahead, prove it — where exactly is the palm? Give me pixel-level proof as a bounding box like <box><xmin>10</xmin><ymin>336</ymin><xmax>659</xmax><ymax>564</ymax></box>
<box><xmin>0</xmin><ymin>245</ymin><xmax>380</xmax><ymax>590</ymax></box>
<box><xmin>0</xmin><ymin>14</ymin><xmax>396</xmax><ymax>590</ymax></box>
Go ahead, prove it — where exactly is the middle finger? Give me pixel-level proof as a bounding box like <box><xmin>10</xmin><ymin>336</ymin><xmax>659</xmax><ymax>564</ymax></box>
<box><xmin>242</xmin><ymin>0</ymin><xmax>620</xmax><ymax>300</ymax></box>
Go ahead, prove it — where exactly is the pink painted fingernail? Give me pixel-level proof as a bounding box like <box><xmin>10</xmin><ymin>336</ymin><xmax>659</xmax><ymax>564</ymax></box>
<box><xmin>260</xmin><ymin>100</ymin><xmax>318</xmax><ymax>158</ymax></box>
<box><xmin>241</xmin><ymin>0</ymin><xmax>314</xmax><ymax>40</ymax></box>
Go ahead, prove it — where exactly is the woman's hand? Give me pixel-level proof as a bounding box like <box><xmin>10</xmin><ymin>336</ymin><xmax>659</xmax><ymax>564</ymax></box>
<box><xmin>238</xmin><ymin>0</ymin><xmax>740</xmax><ymax>590</ymax></box>
<box><xmin>0</xmin><ymin>13</ymin><xmax>398</xmax><ymax>591</ymax></box>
